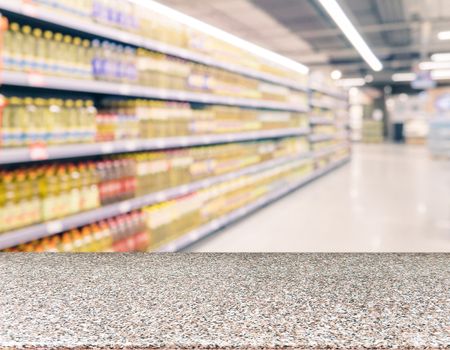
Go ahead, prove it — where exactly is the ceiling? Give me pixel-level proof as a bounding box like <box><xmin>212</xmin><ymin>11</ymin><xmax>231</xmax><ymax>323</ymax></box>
<box><xmin>158</xmin><ymin>0</ymin><xmax>450</xmax><ymax>85</ymax></box>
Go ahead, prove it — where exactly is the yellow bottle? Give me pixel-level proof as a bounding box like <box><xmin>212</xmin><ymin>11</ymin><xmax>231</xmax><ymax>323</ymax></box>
<box><xmin>43</xmin><ymin>30</ymin><xmax>54</xmax><ymax>74</ymax></box>
<box><xmin>21</xmin><ymin>25</ymin><xmax>34</xmax><ymax>72</ymax></box>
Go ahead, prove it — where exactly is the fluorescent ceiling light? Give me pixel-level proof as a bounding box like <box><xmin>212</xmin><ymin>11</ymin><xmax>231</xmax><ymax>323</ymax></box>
<box><xmin>331</xmin><ymin>70</ymin><xmax>342</xmax><ymax>80</ymax></box>
<box><xmin>437</xmin><ymin>31</ymin><xmax>450</xmax><ymax>40</ymax></box>
<box><xmin>317</xmin><ymin>0</ymin><xmax>383</xmax><ymax>72</ymax></box>
<box><xmin>431</xmin><ymin>69</ymin><xmax>450</xmax><ymax>80</ymax></box>
<box><xmin>129</xmin><ymin>0</ymin><xmax>309</xmax><ymax>75</ymax></box>
<box><xmin>336</xmin><ymin>78</ymin><xmax>366</xmax><ymax>87</ymax></box>
<box><xmin>419</xmin><ymin>61</ymin><xmax>450</xmax><ymax>70</ymax></box>
<box><xmin>431</xmin><ymin>52</ymin><xmax>450</xmax><ymax>62</ymax></box>
<box><xmin>392</xmin><ymin>72</ymin><xmax>416</xmax><ymax>82</ymax></box>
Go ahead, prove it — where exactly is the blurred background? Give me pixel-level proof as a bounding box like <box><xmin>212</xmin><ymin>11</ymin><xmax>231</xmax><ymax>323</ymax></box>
<box><xmin>0</xmin><ymin>0</ymin><xmax>448</xmax><ymax>253</ymax></box>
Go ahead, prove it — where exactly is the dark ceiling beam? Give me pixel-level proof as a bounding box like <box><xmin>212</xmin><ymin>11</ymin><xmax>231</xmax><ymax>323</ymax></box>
<box><xmin>283</xmin><ymin>41</ymin><xmax>450</xmax><ymax>60</ymax></box>
<box><xmin>297</xmin><ymin>19</ymin><xmax>450</xmax><ymax>39</ymax></box>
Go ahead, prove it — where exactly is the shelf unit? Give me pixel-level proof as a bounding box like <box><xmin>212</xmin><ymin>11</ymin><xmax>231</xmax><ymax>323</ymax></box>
<box><xmin>1</xmin><ymin>71</ymin><xmax>310</xmax><ymax>112</ymax></box>
<box><xmin>0</xmin><ymin>1</ymin><xmax>351</xmax><ymax>251</ymax></box>
<box><xmin>0</xmin><ymin>128</ymin><xmax>309</xmax><ymax>164</ymax></box>
<box><xmin>154</xmin><ymin>157</ymin><xmax>349</xmax><ymax>252</ymax></box>
<box><xmin>0</xmin><ymin>0</ymin><xmax>308</xmax><ymax>92</ymax></box>
<box><xmin>0</xmin><ymin>152</ymin><xmax>312</xmax><ymax>250</ymax></box>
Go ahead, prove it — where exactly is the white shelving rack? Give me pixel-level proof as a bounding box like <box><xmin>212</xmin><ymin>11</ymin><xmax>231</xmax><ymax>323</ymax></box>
<box><xmin>0</xmin><ymin>1</ymin><xmax>351</xmax><ymax>251</ymax></box>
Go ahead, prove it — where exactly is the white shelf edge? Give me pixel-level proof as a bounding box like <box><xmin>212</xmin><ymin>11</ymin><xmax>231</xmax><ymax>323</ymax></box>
<box><xmin>313</xmin><ymin>143</ymin><xmax>351</xmax><ymax>159</ymax></box>
<box><xmin>0</xmin><ymin>1</ymin><xmax>309</xmax><ymax>92</ymax></box>
<box><xmin>309</xmin><ymin>134</ymin><xmax>335</xmax><ymax>142</ymax></box>
<box><xmin>0</xmin><ymin>128</ymin><xmax>310</xmax><ymax>165</ymax></box>
<box><xmin>154</xmin><ymin>157</ymin><xmax>350</xmax><ymax>252</ymax></box>
<box><xmin>1</xmin><ymin>71</ymin><xmax>310</xmax><ymax>112</ymax></box>
<box><xmin>309</xmin><ymin>84</ymin><xmax>348</xmax><ymax>100</ymax></box>
<box><xmin>0</xmin><ymin>152</ymin><xmax>312</xmax><ymax>250</ymax></box>
<box><xmin>309</xmin><ymin>117</ymin><xmax>335</xmax><ymax>125</ymax></box>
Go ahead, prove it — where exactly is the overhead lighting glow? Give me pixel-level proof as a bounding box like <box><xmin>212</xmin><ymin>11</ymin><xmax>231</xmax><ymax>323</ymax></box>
<box><xmin>419</xmin><ymin>61</ymin><xmax>450</xmax><ymax>70</ymax></box>
<box><xmin>392</xmin><ymin>72</ymin><xmax>416</xmax><ymax>82</ymax></box>
<box><xmin>129</xmin><ymin>0</ymin><xmax>309</xmax><ymax>75</ymax></box>
<box><xmin>364</xmin><ymin>74</ymin><xmax>373</xmax><ymax>83</ymax></box>
<box><xmin>317</xmin><ymin>0</ymin><xmax>383</xmax><ymax>72</ymax></box>
<box><xmin>431</xmin><ymin>52</ymin><xmax>450</xmax><ymax>62</ymax></box>
<box><xmin>336</xmin><ymin>78</ymin><xmax>366</xmax><ymax>87</ymax></box>
<box><xmin>331</xmin><ymin>70</ymin><xmax>342</xmax><ymax>80</ymax></box>
<box><xmin>437</xmin><ymin>31</ymin><xmax>450</xmax><ymax>40</ymax></box>
<box><xmin>431</xmin><ymin>69</ymin><xmax>450</xmax><ymax>80</ymax></box>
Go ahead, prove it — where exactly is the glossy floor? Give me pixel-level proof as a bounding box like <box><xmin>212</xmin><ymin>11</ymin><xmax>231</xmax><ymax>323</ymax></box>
<box><xmin>190</xmin><ymin>144</ymin><xmax>450</xmax><ymax>252</ymax></box>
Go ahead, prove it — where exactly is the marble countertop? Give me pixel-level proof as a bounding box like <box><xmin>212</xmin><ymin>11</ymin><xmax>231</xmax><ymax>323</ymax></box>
<box><xmin>0</xmin><ymin>253</ymin><xmax>449</xmax><ymax>349</ymax></box>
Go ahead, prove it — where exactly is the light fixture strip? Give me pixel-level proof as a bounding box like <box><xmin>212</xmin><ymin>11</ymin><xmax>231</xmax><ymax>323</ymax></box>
<box><xmin>438</xmin><ymin>31</ymin><xmax>450</xmax><ymax>40</ymax></box>
<box><xmin>431</xmin><ymin>53</ymin><xmax>450</xmax><ymax>62</ymax></box>
<box><xmin>129</xmin><ymin>0</ymin><xmax>309</xmax><ymax>75</ymax></box>
<box><xmin>392</xmin><ymin>72</ymin><xmax>416</xmax><ymax>82</ymax></box>
<box><xmin>317</xmin><ymin>0</ymin><xmax>383</xmax><ymax>72</ymax></box>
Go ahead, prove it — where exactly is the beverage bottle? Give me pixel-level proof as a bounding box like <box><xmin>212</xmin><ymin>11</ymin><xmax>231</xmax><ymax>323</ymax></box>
<box><xmin>80</xmin><ymin>226</ymin><xmax>94</xmax><ymax>252</ymax></box>
<box><xmin>7</xmin><ymin>23</ymin><xmax>23</xmax><ymax>71</ymax></box>
<box><xmin>85</xmin><ymin>100</ymin><xmax>97</xmax><ymax>142</ymax></box>
<box><xmin>82</xmin><ymin>39</ymin><xmax>93</xmax><ymax>80</ymax></box>
<box><xmin>21</xmin><ymin>25</ymin><xmax>34</xmax><ymax>72</ymax></box>
<box><xmin>68</xmin><ymin>163</ymin><xmax>81</xmax><ymax>214</ymax></box>
<box><xmin>91</xmin><ymin>39</ymin><xmax>103</xmax><ymax>80</ymax></box>
<box><xmin>51</xmin><ymin>33</ymin><xmax>64</xmax><ymax>76</ymax></box>
<box><xmin>33</xmin><ymin>28</ymin><xmax>46</xmax><ymax>73</ymax></box>
<box><xmin>70</xmin><ymin>229</ymin><xmax>84</xmax><ymax>252</ymax></box>
<box><xmin>74</xmin><ymin>99</ymin><xmax>85</xmax><ymax>143</ymax></box>
<box><xmin>87</xmin><ymin>161</ymin><xmax>100</xmax><ymax>209</ymax></box>
<box><xmin>28</xmin><ymin>168</ymin><xmax>42</xmax><ymax>225</ymax></box>
<box><xmin>60</xmin><ymin>232</ymin><xmax>74</xmax><ymax>252</ymax></box>
<box><xmin>63</xmin><ymin>35</ymin><xmax>75</xmax><ymax>77</ymax></box>
<box><xmin>11</xmin><ymin>97</ymin><xmax>27</xmax><ymax>147</ymax></box>
<box><xmin>43</xmin><ymin>30</ymin><xmax>53</xmax><ymax>74</ymax></box>
<box><xmin>65</xmin><ymin>99</ymin><xmax>77</xmax><ymax>143</ymax></box>
<box><xmin>32</xmin><ymin>98</ymin><xmax>46</xmax><ymax>145</ymax></box>
<box><xmin>56</xmin><ymin>165</ymin><xmax>71</xmax><ymax>217</ymax></box>
<box><xmin>47</xmin><ymin>236</ymin><xmax>61</xmax><ymax>252</ymax></box>
<box><xmin>52</xmin><ymin>99</ymin><xmax>64</xmax><ymax>144</ymax></box>
<box><xmin>98</xmin><ymin>220</ymin><xmax>113</xmax><ymax>251</ymax></box>
<box><xmin>40</xmin><ymin>165</ymin><xmax>56</xmax><ymax>220</ymax></box>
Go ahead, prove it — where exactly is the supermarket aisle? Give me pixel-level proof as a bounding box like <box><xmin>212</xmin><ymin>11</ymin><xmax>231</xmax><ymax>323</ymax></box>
<box><xmin>190</xmin><ymin>144</ymin><xmax>450</xmax><ymax>252</ymax></box>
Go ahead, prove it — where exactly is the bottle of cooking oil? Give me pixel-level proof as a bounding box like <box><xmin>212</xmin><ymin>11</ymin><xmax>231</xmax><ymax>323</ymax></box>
<box><xmin>62</xmin><ymin>34</ymin><xmax>75</xmax><ymax>77</ymax></box>
<box><xmin>43</xmin><ymin>30</ymin><xmax>53</xmax><ymax>74</ymax></box>
<box><xmin>82</xmin><ymin>39</ymin><xmax>93</xmax><ymax>79</ymax></box>
<box><xmin>27</xmin><ymin>168</ymin><xmax>42</xmax><ymax>225</ymax></box>
<box><xmin>0</xmin><ymin>172</ymin><xmax>6</xmax><ymax>232</ymax></box>
<box><xmin>8</xmin><ymin>23</ymin><xmax>23</xmax><ymax>71</ymax></box>
<box><xmin>53</xmin><ymin>99</ymin><xmax>65</xmax><ymax>144</ymax></box>
<box><xmin>65</xmin><ymin>99</ymin><xmax>77</xmax><ymax>143</ymax></box>
<box><xmin>40</xmin><ymin>165</ymin><xmax>58</xmax><ymax>221</ymax></box>
<box><xmin>52</xmin><ymin>33</ymin><xmax>64</xmax><ymax>75</ymax></box>
<box><xmin>56</xmin><ymin>165</ymin><xmax>71</xmax><ymax>218</ymax></box>
<box><xmin>70</xmin><ymin>229</ymin><xmax>84</xmax><ymax>252</ymax></box>
<box><xmin>21</xmin><ymin>25</ymin><xmax>34</xmax><ymax>71</ymax></box>
<box><xmin>33</xmin><ymin>28</ymin><xmax>46</xmax><ymax>72</ymax></box>
<box><xmin>60</xmin><ymin>231</ymin><xmax>74</xmax><ymax>252</ymax></box>
<box><xmin>68</xmin><ymin>163</ymin><xmax>81</xmax><ymax>215</ymax></box>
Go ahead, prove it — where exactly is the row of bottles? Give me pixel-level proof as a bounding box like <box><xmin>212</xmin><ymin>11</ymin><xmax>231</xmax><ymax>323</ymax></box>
<box><xmin>3</xmin><ymin>159</ymin><xmax>314</xmax><ymax>252</ymax></box>
<box><xmin>0</xmin><ymin>137</ymin><xmax>307</xmax><ymax>233</ymax></box>
<box><xmin>0</xmin><ymin>95</ymin><xmax>308</xmax><ymax>148</ymax></box>
<box><xmin>2</xmin><ymin>20</ymin><xmax>308</xmax><ymax>101</ymax></box>
<box><xmin>4</xmin><ymin>211</ymin><xmax>149</xmax><ymax>252</ymax></box>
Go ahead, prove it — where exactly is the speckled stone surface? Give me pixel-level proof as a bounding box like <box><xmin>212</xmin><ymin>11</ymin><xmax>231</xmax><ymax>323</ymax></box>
<box><xmin>0</xmin><ymin>254</ymin><xmax>449</xmax><ymax>350</ymax></box>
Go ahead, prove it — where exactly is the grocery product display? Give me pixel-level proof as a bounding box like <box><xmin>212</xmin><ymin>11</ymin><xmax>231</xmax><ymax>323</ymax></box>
<box><xmin>362</xmin><ymin>120</ymin><xmax>383</xmax><ymax>143</ymax></box>
<box><xmin>0</xmin><ymin>96</ymin><xmax>308</xmax><ymax>147</ymax></box>
<box><xmin>0</xmin><ymin>0</ymin><xmax>350</xmax><ymax>252</ymax></box>
<box><xmin>428</xmin><ymin>117</ymin><xmax>450</xmax><ymax>157</ymax></box>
